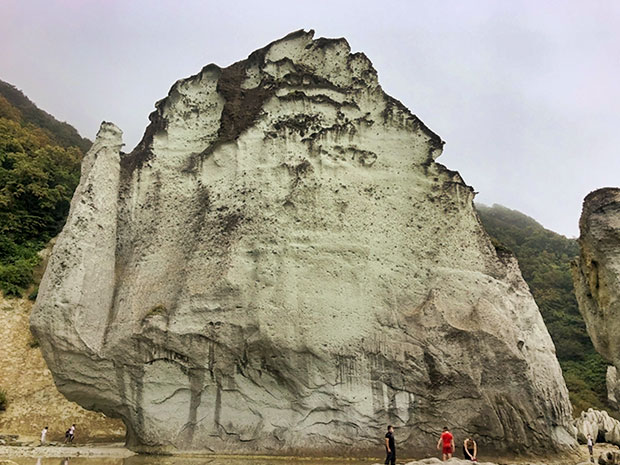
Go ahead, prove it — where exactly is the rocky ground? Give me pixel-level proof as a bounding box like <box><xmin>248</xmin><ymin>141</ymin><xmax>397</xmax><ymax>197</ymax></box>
<box><xmin>0</xmin><ymin>295</ymin><xmax>124</xmax><ymax>441</ymax></box>
<box><xmin>397</xmin><ymin>443</ymin><xmax>616</xmax><ymax>465</ymax></box>
<box><xmin>0</xmin><ymin>442</ymin><xmax>132</xmax><ymax>459</ymax></box>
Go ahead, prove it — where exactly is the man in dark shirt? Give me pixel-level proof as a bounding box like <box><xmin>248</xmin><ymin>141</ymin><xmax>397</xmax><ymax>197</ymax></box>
<box><xmin>385</xmin><ymin>425</ymin><xmax>396</xmax><ymax>465</ymax></box>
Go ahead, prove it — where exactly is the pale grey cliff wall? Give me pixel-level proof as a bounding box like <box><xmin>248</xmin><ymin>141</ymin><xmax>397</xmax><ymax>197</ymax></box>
<box><xmin>31</xmin><ymin>30</ymin><xmax>575</xmax><ymax>456</ymax></box>
<box><xmin>573</xmin><ymin>188</ymin><xmax>620</xmax><ymax>406</ymax></box>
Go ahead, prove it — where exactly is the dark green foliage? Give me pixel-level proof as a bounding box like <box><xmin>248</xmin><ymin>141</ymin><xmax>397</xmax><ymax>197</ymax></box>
<box><xmin>477</xmin><ymin>203</ymin><xmax>607</xmax><ymax>413</ymax></box>
<box><xmin>0</xmin><ymin>83</ymin><xmax>85</xmax><ymax>296</ymax></box>
<box><xmin>562</xmin><ymin>354</ymin><xmax>608</xmax><ymax>413</ymax></box>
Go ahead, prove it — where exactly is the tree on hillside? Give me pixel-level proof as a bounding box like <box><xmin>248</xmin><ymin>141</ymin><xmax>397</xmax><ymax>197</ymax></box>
<box><xmin>0</xmin><ymin>88</ymin><xmax>84</xmax><ymax>296</ymax></box>
<box><xmin>0</xmin><ymin>80</ymin><xmax>91</xmax><ymax>152</ymax></box>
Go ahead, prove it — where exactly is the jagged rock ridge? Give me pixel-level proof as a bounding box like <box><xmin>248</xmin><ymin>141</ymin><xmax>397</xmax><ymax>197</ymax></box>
<box><xmin>32</xmin><ymin>30</ymin><xmax>574</xmax><ymax>455</ymax></box>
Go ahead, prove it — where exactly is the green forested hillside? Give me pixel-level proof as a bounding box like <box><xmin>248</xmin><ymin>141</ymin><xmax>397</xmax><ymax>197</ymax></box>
<box><xmin>476</xmin><ymin>203</ymin><xmax>607</xmax><ymax>414</ymax></box>
<box><xmin>0</xmin><ymin>81</ymin><xmax>87</xmax><ymax>296</ymax></box>
<box><xmin>0</xmin><ymin>80</ymin><xmax>91</xmax><ymax>152</ymax></box>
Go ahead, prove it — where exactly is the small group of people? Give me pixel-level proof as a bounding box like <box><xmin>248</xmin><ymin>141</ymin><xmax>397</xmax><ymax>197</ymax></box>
<box><xmin>39</xmin><ymin>424</ymin><xmax>76</xmax><ymax>445</ymax></box>
<box><xmin>436</xmin><ymin>427</ymin><xmax>477</xmax><ymax>462</ymax></box>
<box><xmin>384</xmin><ymin>425</ymin><xmax>478</xmax><ymax>464</ymax></box>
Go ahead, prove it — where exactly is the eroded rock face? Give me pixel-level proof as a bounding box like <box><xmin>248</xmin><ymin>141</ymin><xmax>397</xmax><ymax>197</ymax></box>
<box><xmin>573</xmin><ymin>188</ymin><xmax>620</xmax><ymax>396</ymax></box>
<box><xmin>31</xmin><ymin>30</ymin><xmax>574</xmax><ymax>455</ymax></box>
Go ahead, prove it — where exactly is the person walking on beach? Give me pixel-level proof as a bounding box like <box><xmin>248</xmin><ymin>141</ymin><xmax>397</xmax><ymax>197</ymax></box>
<box><xmin>463</xmin><ymin>437</ymin><xmax>477</xmax><ymax>462</ymax></box>
<box><xmin>64</xmin><ymin>424</ymin><xmax>76</xmax><ymax>444</ymax></box>
<box><xmin>587</xmin><ymin>433</ymin><xmax>594</xmax><ymax>462</ymax></box>
<box><xmin>40</xmin><ymin>426</ymin><xmax>48</xmax><ymax>445</ymax></box>
<box><xmin>384</xmin><ymin>425</ymin><xmax>396</xmax><ymax>465</ymax></box>
<box><xmin>437</xmin><ymin>426</ymin><xmax>454</xmax><ymax>461</ymax></box>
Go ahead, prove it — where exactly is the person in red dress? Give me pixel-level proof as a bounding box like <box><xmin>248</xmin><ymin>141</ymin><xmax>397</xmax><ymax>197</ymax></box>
<box><xmin>436</xmin><ymin>426</ymin><xmax>454</xmax><ymax>461</ymax></box>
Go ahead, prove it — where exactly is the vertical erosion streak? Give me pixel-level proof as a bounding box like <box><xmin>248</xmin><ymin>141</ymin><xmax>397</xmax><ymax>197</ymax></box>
<box><xmin>134</xmin><ymin>364</ymin><xmax>145</xmax><ymax>443</ymax></box>
<box><xmin>182</xmin><ymin>368</ymin><xmax>207</xmax><ymax>447</ymax></box>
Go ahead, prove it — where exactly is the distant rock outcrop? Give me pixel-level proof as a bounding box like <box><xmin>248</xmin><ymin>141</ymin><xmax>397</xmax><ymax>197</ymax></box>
<box><xmin>573</xmin><ymin>188</ymin><xmax>620</xmax><ymax>405</ymax></box>
<box><xmin>31</xmin><ymin>30</ymin><xmax>574</xmax><ymax>455</ymax></box>
<box><xmin>575</xmin><ymin>409</ymin><xmax>620</xmax><ymax>446</ymax></box>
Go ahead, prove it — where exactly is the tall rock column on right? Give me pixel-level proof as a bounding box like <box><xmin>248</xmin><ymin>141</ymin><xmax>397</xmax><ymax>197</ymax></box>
<box><xmin>573</xmin><ymin>188</ymin><xmax>620</xmax><ymax>404</ymax></box>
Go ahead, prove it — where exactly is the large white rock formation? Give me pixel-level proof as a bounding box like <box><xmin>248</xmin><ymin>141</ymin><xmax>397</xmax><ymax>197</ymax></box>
<box><xmin>31</xmin><ymin>30</ymin><xmax>574</xmax><ymax>455</ymax></box>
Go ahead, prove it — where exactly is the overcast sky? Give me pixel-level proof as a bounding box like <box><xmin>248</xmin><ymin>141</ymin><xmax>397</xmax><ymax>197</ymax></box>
<box><xmin>2</xmin><ymin>0</ymin><xmax>619</xmax><ymax>237</ymax></box>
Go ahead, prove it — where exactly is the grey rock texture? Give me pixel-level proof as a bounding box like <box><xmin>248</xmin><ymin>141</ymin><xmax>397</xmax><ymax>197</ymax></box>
<box><xmin>608</xmin><ymin>366</ymin><xmax>619</xmax><ymax>409</ymax></box>
<box><xmin>31</xmin><ymin>30</ymin><xmax>574</xmax><ymax>455</ymax></box>
<box><xmin>573</xmin><ymin>188</ymin><xmax>620</xmax><ymax>397</ymax></box>
<box><xmin>575</xmin><ymin>409</ymin><xmax>620</xmax><ymax>446</ymax></box>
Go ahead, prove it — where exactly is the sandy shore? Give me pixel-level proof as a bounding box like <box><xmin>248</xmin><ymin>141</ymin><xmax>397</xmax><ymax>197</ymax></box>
<box><xmin>0</xmin><ymin>442</ymin><xmax>615</xmax><ymax>464</ymax></box>
<box><xmin>0</xmin><ymin>443</ymin><xmax>133</xmax><ymax>459</ymax></box>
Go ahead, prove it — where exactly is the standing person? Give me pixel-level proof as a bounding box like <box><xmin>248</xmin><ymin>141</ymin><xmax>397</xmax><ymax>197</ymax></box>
<box><xmin>587</xmin><ymin>433</ymin><xmax>594</xmax><ymax>462</ymax></box>
<box><xmin>40</xmin><ymin>426</ymin><xmax>48</xmax><ymax>445</ymax></box>
<box><xmin>69</xmin><ymin>424</ymin><xmax>76</xmax><ymax>443</ymax></box>
<box><xmin>437</xmin><ymin>426</ymin><xmax>454</xmax><ymax>461</ymax></box>
<box><xmin>463</xmin><ymin>437</ymin><xmax>477</xmax><ymax>461</ymax></box>
<box><xmin>384</xmin><ymin>425</ymin><xmax>396</xmax><ymax>465</ymax></box>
